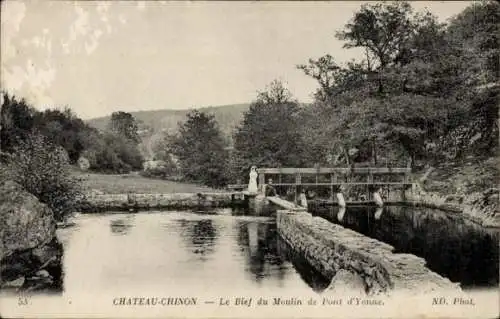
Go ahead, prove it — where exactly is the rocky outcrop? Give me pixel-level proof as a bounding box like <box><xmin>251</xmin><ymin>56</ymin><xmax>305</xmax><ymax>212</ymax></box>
<box><xmin>405</xmin><ymin>183</ymin><xmax>499</xmax><ymax>227</ymax></box>
<box><xmin>277</xmin><ymin>210</ymin><xmax>460</xmax><ymax>296</ymax></box>
<box><xmin>0</xmin><ymin>180</ymin><xmax>63</xmax><ymax>292</ymax></box>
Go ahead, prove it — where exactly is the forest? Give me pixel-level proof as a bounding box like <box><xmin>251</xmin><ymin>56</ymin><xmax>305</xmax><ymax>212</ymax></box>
<box><xmin>1</xmin><ymin>1</ymin><xmax>498</xmax><ymax>215</ymax></box>
<box><xmin>153</xmin><ymin>1</ymin><xmax>499</xmax><ymax>187</ymax></box>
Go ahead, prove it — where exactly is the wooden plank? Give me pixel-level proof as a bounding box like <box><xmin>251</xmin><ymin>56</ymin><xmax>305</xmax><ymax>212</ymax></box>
<box><xmin>259</xmin><ymin>173</ymin><xmax>265</xmax><ymax>190</ymax></box>
<box><xmin>267</xmin><ymin>196</ymin><xmax>307</xmax><ymax>211</ymax></box>
<box><xmin>256</xmin><ymin>167</ymin><xmax>411</xmax><ymax>175</ymax></box>
<box><xmin>259</xmin><ymin>182</ymin><xmax>413</xmax><ymax>186</ymax></box>
<box><xmin>227</xmin><ymin>184</ymin><xmax>246</xmax><ymax>190</ymax></box>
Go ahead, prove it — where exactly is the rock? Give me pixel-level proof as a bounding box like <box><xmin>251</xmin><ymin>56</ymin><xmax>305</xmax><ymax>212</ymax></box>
<box><xmin>326</xmin><ymin>269</ymin><xmax>366</xmax><ymax>295</ymax></box>
<box><xmin>90</xmin><ymin>189</ymin><xmax>105</xmax><ymax>196</ymax></box>
<box><xmin>143</xmin><ymin>160</ymin><xmax>167</xmax><ymax>171</ymax></box>
<box><xmin>77</xmin><ymin>156</ymin><xmax>90</xmax><ymax>171</ymax></box>
<box><xmin>32</xmin><ymin>237</ymin><xmax>62</xmax><ymax>265</ymax></box>
<box><xmin>0</xmin><ymin>181</ymin><xmax>56</xmax><ymax>260</ymax></box>
<box><xmin>0</xmin><ymin>250</ymin><xmax>38</xmax><ymax>282</ymax></box>
<box><xmin>2</xmin><ymin>276</ymin><xmax>25</xmax><ymax>289</ymax></box>
<box><xmin>35</xmin><ymin>270</ymin><xmax>50</xmax><ymax>278</ymax></box>
<box><xmin>24</xmin><ymin>276</ymin><xmax>54</xmax><ymax>292</ymax></box>
<box><xmin>0</xmin><ymin>180</ymin><xmax>63</xmax><ymax>291</ymax></box>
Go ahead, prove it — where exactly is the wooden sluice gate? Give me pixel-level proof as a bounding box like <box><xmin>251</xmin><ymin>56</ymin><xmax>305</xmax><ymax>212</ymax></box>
<box><xmin>229</xmin><ymin>166</ymin><xmax>415</xmax><ymax>211</ymax></box>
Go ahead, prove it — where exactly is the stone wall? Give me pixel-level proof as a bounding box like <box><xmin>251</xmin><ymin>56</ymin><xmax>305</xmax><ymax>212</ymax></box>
<box><xmin>79</xmin><ymin>192</ymin><xmax>237</xmax><ymax>212</ymax></box>
<box><xmin>277</xmin><ymin>210</ymin><xmax>460</xmax><ymax>296</ymax></box>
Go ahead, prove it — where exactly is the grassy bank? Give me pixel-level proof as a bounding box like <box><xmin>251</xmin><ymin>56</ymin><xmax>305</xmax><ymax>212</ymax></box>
<box><xmin>74</xmin><ymin>171</ymin><xmax>223</xmax><ymax>194</ymax></box>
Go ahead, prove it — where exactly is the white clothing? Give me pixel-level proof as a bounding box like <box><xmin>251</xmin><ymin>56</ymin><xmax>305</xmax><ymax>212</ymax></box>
<box><xmin>299</xmin><ymin>193</ymin><xmax>308</xmax><ymax>208</ymax></box>
<box><xmin>248</xmin><ymin>170</ymin><xmax>258</xmax><ymax>193</ymax></box>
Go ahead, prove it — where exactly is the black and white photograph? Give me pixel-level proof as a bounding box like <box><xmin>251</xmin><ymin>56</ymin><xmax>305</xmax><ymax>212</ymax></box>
<box><xmin>0</xmin><ymin>1</ymin><xmax>498</xmax><ymax>318</ymax></box>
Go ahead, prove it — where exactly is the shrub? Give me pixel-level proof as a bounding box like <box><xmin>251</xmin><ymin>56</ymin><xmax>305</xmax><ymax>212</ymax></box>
<box><xmin>82</xmin><ymin>132</ymin><xmax>143</xmax><ymax>173</ymax></box>
<box><xmin>5</xmin><ymin>133</ymin><xmax>81</xmax><ymax>221</ymax></box>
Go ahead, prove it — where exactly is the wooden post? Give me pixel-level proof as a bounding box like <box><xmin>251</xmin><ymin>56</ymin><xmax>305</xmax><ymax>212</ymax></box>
<box><xmin>368</xmin><ymin>170</ymin><xmax>374</xmax><ymax>201</ymax></box>
<box><xmin>278</xmin><ymin>174</ymin><xmax>282</xmax><ymax>196</ymax></box>
<box><xmin>259</xmin><ymin>173</ymin><xmax>265</xmax><ymax>193</ymax></box>
<box><xmin>295</xmin><ymin>173</ymin><xmax>301</xmax><ymax>204</ymax></box>
<box><xmin>330</xmin><ymin>174</ymin><xmax>334</xmax><ymax>201</ymax></box>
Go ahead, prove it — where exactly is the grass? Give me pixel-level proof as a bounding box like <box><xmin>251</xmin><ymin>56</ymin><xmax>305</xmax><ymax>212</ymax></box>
<box><xmin>74</xmin><ymin>171</ymin><xmax>223</xmax><ymax>194</ymax></box>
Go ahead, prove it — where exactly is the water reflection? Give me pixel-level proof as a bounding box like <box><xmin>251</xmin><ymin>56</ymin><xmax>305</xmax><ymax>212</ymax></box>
<box><xmin>109</xmin><ymin>215</ymin><xmax>135</xmax><ymax>235</ymax></box>
<box><xmin>236</xmin><ymin>221</ymin><xmax>286</xmax><ymax>282</ymax></box>
<box><xmin>311</xmin><ymin>205</ymin><xmax>499</xmax><ymax>289</ymax></box>
<box><xmin>337</xmin><ymin>206</ymin><xmax>346</xmax><ymax>221</ymax></box>
<box><xmin>57</xmin><ymin>210</ymin><xmax>333</xmax><ymax>295</ymax></box>
<box><xmin>235</xmin><ymin>219</ymin><xmax>329</xmax><ymax>290</ymax></box>
<box><xmin>178</xmin><ymin>219</ymin><xmax>218</xmax><ymax>259</ymax></box>
<box><xmin>276</xmin><ymin>237</ymin><xmax>330</xmax><ymax>293</ymax></box>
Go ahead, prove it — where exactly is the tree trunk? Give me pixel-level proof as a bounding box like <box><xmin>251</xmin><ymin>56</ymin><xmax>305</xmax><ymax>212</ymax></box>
<box><xmin>342</xmin><ymin>146</ymin><xmax>350</xmax><ymax>166</ymax></box>
<box><xmin>372</xmin><ymin>138</ymin><xmax>378</xmax><ymax>166</ymax></box>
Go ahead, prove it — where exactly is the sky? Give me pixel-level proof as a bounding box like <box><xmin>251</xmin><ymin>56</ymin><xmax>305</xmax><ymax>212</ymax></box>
<box><xmin>1</xmin><ymin>1</ymin><xmax>474</xmax><ymax>120</ymax></box>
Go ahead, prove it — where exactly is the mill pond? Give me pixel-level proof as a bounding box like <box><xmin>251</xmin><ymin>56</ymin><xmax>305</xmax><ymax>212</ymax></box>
<box><xmin>52</xmin><ymin>206</ymin><xmax>498</xmax><ymax>296</ymax></box>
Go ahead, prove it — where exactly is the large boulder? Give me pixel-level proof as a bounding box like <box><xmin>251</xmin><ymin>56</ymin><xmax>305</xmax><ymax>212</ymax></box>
<box><xmin>77</xmin><ymin>156</ymin><xmax>90</xmax><ymax>171</ymax></box>
<box><xmin>0</xmin><ymin>180</ymin><xmax>62</xmax><ymax>291</ymax></box>
<box><xmin>0</xmin><ymin>181</ymin><xmax>56</xmax><ymax>260</ymax></box>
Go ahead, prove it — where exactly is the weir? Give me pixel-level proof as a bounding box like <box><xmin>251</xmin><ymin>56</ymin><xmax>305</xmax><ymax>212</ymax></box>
<box><xmin>229</xmin><ymin>166</ymin><xmax>414</xmax><ymax>208</ymax></box>
<box><xmin>232</xmin><ymin>167</ymin><xmax>464</xmax><ymax>295</ymax></box>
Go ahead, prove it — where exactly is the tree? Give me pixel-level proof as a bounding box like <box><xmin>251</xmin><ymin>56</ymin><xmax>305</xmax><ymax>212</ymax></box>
<box><xmin>335</xmin><ymin>2</ymin><xmax>443</xmax><ymax>95</ymax></box>
<box><xmin>108</xmin><ymin>111</ymin><xmax>140</xmax><ymax>144</ymax></box>
<box><xmin>5</xmin><ymin>133</ymin><xmax>81</xmax><ymax>221</ymax></box>
<box><xmin>82</xmin><ymin>131</ymin><xmax>143</xmax><ymax>173</ymax></box>
<box><xmin>336</xmin><ymin>1</ymin><xmax>417</xmax><ymax>69</ymax></box>
<box><xmin>1</xmin><ymin>93</ymin><xmax>36</xmax><ymax>154</ymax></box>
<box><xmin>297</xmin><ymin>0</ymin><xmax>500</xmax><ymax>166</ymax></box>
<box><xmin>446</xmin><ymin>1</ymin><xmax>499</xmax><ymax>83</ymax></box>
<box><xmin>233</xmin><ymin>80</ymin><xmax>308</xmax><ymax>178</ymax></box>
<box><xmin>32</xmin><ymin>107</ymin><xmax>90</xmax><ymax>163</ymax></box>
<box><xmin>169</xmin><ymin>110</ymin><xmax>228</xmax><ymax>187</ymax></box>
<box><xmin>298</xmin><ymin>56</ymin><xmax>370</xmax><ymax>104</ymax></box>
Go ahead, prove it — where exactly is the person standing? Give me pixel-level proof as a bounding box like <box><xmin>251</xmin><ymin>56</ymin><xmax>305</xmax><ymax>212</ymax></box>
<box><xmin>299</xmin><ymin>189</ymin><xmax>308</xmax><ymax>208</ymax></box>
<box><xmin>248</xmin><ymin>166</ymin><xmax>258</xmax><ymax>193</ymax></box>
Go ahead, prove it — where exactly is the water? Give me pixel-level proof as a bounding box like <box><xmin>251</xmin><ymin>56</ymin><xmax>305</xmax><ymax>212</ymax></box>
<box><xmin>57</xmin><ymin>209</ymin><xmax>329</xmax><ymax>295</ymax></box>
<box><xmin>310</xmin><ymin>204</ymin><xmax>499</xmax><ymax>289</ymax></box>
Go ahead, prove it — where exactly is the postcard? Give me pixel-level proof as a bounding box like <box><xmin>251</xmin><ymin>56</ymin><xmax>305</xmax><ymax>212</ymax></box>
<box><xmin>1</xmin><ymin>1</ymin><xmax>498</xmax><ymax>318</ymax></box>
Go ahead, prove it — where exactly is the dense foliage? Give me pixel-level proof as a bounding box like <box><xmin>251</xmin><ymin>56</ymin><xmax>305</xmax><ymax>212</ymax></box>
<box><xmin>108</xmin><ymin>111</ymin><xmax>141</xmax><ymax>144</ymax></box>
<box><xmin>3</xmin><ymin>133</ymin><xmax>81</xmax><ymax>221</ymax></box>
<box><xmin>2</xmin><ymin>1</ymin><xmax>497</xmax><ymax>192</ymax></box>
<box><xmin>167</xmin><ymin>110</ymin><xmax>229</xmax><ymax>188</ymax></box>
<box><xmin>1</xmin><ymin>94</ymin><xmax>143</xmax><ymax>173</ymax></box>
<box><xmin>232</xmin><ymin>80</ymin><xmax>309</xmax><ymax>179</ymax></box>
<box><xmin>296</xmin><ymin>1</ymin><xmax>499</xmax><ymax>167</ymax></box>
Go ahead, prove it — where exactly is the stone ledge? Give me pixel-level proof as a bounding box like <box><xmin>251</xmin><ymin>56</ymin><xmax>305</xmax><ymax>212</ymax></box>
<box><xmin>77</xmin><ymin>192</ymin><xmax>239</xmax><ymax>212</ymax></box>
<box><xmin>404</xmin><ymin>184</ymin><xmax>499</xmax><ymax>228</ymax></box>
<box><xmin>277</xmin><ymin>210</ymin><xmax>460</xmax><ymax>296</ymax></box>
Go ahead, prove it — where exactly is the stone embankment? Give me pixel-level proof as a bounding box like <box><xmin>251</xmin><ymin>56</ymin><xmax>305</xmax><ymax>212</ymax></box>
<box><xmin>277</xmin><ymin>210</ymin><xmax>460</xmax><ymax>296</ymax></box>
<box><xmin>78</xmin><ymin>192</ymin><xmax>237</xmax><ymax>212</ymax></box>
<box><xmin>404</xmin><ymin>183</ymin><xmax>499</xmax><ymax>227</ymax></box>
<box><xmin>0</xmin><ymin>180</ymin><xmax>63</xmax><ymax>292</ymax></box>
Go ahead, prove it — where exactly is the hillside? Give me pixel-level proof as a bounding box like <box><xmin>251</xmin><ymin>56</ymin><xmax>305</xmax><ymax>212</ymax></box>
<box><xmin>86</xmin><ymin>103</ymin><xmax>250</xmax><ymax>159</ymax></box>
<box><xmin>87</xmin><ymin>103</ymin><xmax>250</xmax><ymax>136</ymax></box>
